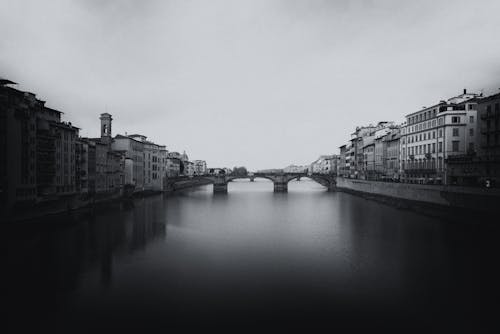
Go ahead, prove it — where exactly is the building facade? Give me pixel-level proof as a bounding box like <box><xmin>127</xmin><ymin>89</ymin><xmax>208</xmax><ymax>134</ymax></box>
<box><xmin>446</xmin><ymin>92</ymin><xmax>500</xmax><ymax>186</ymax></box>
<box><xmin>166</xmin><ymin>152</ymin><xmax>182</xmax><ymax>177</ymax></box>
<box><xmin>310</xmin><ymin>155</ymin><xmax>337</xmax><ymax>174</ymax></box>
<box><xmin>1</xmin><ymin>79</ymin><xmax>81</xmax><ymax>210</ymax></box>
<box><xmin>193</xmin><ymin>160</ymin><xmax>207</xmax><ymax>175</ymax></box>
<box><xmin>400</xmin><ymin>90</ymin><xmax>480</xmax><ymax>184</ymax></box>
<box><xmin>112</xmin><ymin>134</ymin><xmax>144</xmax><ymax>192</ymax></box>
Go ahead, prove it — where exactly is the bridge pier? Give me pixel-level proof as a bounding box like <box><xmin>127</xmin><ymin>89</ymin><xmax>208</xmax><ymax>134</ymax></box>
<box><xmin>272</xmin><ymin>175</ymin><xmax>289</xmax><ymax>192</ymax></box>
<box><xmin>273</xmin><ymin>182</ymin><xmax>288</xmax><ymax>192</ymax></box>
<box><xmin>213</xmin><ymin>183</ymin><xmax>228</xmax><ymax>193</ymax></box>
<box><xmin>213</xmin><ymin>176</ymin><xmax>228</xmax><ymax>193</ymax></box>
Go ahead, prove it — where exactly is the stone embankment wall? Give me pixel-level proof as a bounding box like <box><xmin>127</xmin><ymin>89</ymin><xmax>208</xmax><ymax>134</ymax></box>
<box><xmin>335</xmin><ymin>178</ymin><xmax>500</xmax><ymax>213</ymax></box>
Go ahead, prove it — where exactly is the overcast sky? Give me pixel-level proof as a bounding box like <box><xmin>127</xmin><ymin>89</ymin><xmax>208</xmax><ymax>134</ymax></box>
<box><xmin>1</xmin><ymin>0</ymin><xmax>499</xmax><ymax>170</ymax></box>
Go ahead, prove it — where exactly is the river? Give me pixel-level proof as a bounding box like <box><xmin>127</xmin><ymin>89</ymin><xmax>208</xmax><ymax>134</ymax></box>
<box><xmin>6</xmin><ymin>179</ymin><xmax>495</xmax><ymax>332</ymax></box>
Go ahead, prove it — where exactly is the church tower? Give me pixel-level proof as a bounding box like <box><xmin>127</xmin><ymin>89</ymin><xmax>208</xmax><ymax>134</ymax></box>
<box><xmin>100</xmin><ymin>113</ymin><xmax>112</xmax><ymax>144</ymax></box>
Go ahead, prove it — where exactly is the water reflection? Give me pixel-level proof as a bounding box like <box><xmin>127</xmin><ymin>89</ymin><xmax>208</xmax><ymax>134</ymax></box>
<box><xmin>6</xmin><ymin>198</ymin><xmax>167</xmax><ymax>331</ymax></box>
<box><xmin>6</xmin><ymin>180</ymin><xmax>494</xmax><ymax>332</ymax></box>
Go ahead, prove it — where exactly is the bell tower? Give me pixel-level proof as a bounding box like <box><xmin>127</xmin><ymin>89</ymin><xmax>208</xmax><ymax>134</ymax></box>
<box><xmin>100</xmin><ymin>113</ymin><xmax>112</xmax><ymax>144</ymax></box>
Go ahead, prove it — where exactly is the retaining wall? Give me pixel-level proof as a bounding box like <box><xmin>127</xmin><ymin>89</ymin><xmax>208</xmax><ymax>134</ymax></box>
<box><xmin>335</xmin><ymin>178</ymin><xmax>500</xmax><ymax>213</ymax></box>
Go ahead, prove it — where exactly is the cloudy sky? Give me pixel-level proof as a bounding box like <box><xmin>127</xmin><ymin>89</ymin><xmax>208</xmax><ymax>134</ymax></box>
<box><xmin>1</xmin><ymin>0</ymin><xmax>499</xmax><ymax>170</ymax></box>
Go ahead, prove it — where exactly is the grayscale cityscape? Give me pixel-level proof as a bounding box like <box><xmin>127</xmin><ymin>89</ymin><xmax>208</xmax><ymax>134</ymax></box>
<box><xmin>3</xmin><ymin>0</ymin><xmax>499</xmax><ymax>332</ymax></box>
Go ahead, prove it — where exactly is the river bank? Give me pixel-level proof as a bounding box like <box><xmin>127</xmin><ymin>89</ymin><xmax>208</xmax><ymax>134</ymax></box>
<box><xmin>1</xmin><ymin>178</ymin><xmax>216</xmax><ymax>223</ymax></box>
<box><xmin>335</xmin><ymin>177</ymin><xmax>499</xmax><ymax>219</ymax></box>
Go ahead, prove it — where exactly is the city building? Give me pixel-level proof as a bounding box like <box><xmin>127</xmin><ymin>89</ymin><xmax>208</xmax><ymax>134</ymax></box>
<box><xmin>112</xmin><ymin>133</ymin><xmax>145</xmax><ymax>192</ymax></box>
<box><xmin>362</xmin><ymin>136</ymin><xmax>375</xmax><ymax>179</ymax></box>
<box><xmin>166</xmin><ymin>152</ymin><xmax>182</xmax><ymax>177</ymax></box>
<box><xmin>143</xmin><ymin>139</ymin><xmax>165</xmax><ymax>191</ymax></box>
<box><xmin>0</xmin><ymin>79</ymin><xmax>81</xmax><ymax>210</ymax></box>
<box><xmin>283</xmin><ymin>165</ymin><xmax>308</xmax><ymax>173</ymax></box>
<box><xmin>1</xmin><ymin>82</ymin><xmax>40</xmax><ymax>207</ymax></box>
<box><xmin>400</xmin><ymin>89</ymin><xmax>481</xmax><ymax>184</ymax></box>
<box><xmin>383</xmin><ymin>128</ymin><xmax>401</xmax><ymax>181</ymax></box>
<box><xmin>477</xmin><ymin>92</ymin><xmax>500</xmax><ymax>186</ymax></box>
<box><xmin>181</xmin><ymin>151</ymin><xmax>189</xmax><ymax>163</ymax></box>
<box><xmin>310</xmin><ymin>155</ymin><xmax>337</xmax><ymax>174</ymax></box>
<box><xmin>184</xmin><ymin>161</ymin><xmax>195</xmax><ymax>176</ymax></box>
<box><xmin>446</xmin><ymin>91</ymin><xmax>500</xmax><ymax>186</ymax></box>
<box><xmin>337</xmin><ymin>145</ymin><xmax>347</xmax><ymax>177</ymax></box>
<box><xmin>350</xmin><ymin>122</ymin><xmax>394</xmax><ymax>179</ymax></box>
<box><xmin>81</xmin><ymin>114</ymin><xmax>125</xmax><ymax>196</ymax></box>
<box><xmin>193</xmin><ymin>160</ymin><xmax>207</xmax><ymax>175</ymax></box>
<box><xmin>76</xmin><ymin>138</ymin><xmax>96</xmax><ymax>195</ymax></box>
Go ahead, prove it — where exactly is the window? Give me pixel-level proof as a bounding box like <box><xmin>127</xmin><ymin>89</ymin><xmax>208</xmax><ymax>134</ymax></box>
<box><xmin>439</xmin><ymin>129</ymin><xmax>443</xmax><ymax>138</ymax></box>
<box><xmin>452</xmin><ymin>116</ymin><xmax>460</xmax><ymax>123</ymax></box>
<box><xmin>432</xmin><ymin>143</ymin><xmax>436</xmax><ymax>153</ymax></box>
<box><xmin>433</xmin><ymin>131</ymin><xmax>436</xmax><ymax>139</ymax></box>
<box><xmin>427</xmin><ymin>144</ymin><xmax>431</xmax><ymax>153</ymax></box>
<box><xmin>469</xmin><ymin>116</ymin><xmax>474</xmax><ymax>123</ymax></box>
<box><xmin>469</xmin><ymin>128</ymin><xmax>474</xmax><ymax>136</ymax></box>
<box><xmin>438</xmin><ymin>142</ymin><xmax>443</xmax><ymax>153</ymax></box>
<box><xmin>438</xmin><ymin>117</ymin><xmax>444</xmax><ymax>125</ymax></box>
<box><xmin>452</xmin><ymin>128</ymin><xmax>459</xmax><ymax>136</ymax></box>
<box><xmin>452</xmin><ymin>141</ymin><xmax>459</xmax><ymax>152</ymax></box>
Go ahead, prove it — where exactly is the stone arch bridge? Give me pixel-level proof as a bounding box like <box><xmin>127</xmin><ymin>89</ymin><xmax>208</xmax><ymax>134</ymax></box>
<box><xmin>166</xmin><ymin>173</ymin><xmax>337</xmax><ymax>193</ymax></box>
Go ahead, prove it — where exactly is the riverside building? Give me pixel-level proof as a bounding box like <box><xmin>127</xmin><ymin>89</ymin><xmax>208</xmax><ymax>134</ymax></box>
<box><xmin>400</xmin><ymin>89</ymin><xmax>480</xmax><ymax>184</ymax></box>
<box><xmin>1</xmin><ymin>78</ymin><xmax>80</xmax><ymax>210</ymax></box>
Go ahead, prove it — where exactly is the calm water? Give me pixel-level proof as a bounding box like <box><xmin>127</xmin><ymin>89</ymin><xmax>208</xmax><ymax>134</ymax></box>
<box><xmin>6</xmin><ymin>180</ymin><xmax>495</xmax><ymax>332</ymax></box>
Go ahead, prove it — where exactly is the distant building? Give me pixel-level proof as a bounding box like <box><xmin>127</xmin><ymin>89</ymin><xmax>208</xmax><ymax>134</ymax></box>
<box><xmin>193</xmin><ymin>160</ymin><xmax>207</xmax><ymax>175</ymax></box>
<box><xmin>112</xmin><ymin>134</ymin><xmax>145</xmax><ymax>192</ymax></box>
<box><xmin>184</xmin><ymin>161</ymin><xmax>195</xmax><ymax>176</ymax></box>
<box><xmin>83</xmin><ymin>114</ymin><xmax>124</xmax><ymax>196</ymax></box>
<box><xmin>283</xmin><ymin>165</ymin><xmax>308</xmax><ymax>173</ymax></box>
<box><xmin>143</xmin><ymin>140</ymin><xmax>165</xmax><ymax>191</ymax></box>
<box><xmin>362</xmin><ymin>136</ymin><xmax>375</xmax><ymax>179</ymax></box>
<box><xmin>337</xmin><ymin>145</ymin><xmax>347</xmax><ymax>177</ymax></box>
<box><xmin>159</xmin><ymin>146</ymin><xmax>168</xmax><ymax>189</ymax></box>
<box><xmin>208</xmin><ymin>168</ymin><xmax>228</xmax><ymax>175</ymax></box>
<box><xmin>181</xmin><ymin>150</ymin><xmax>189</xmax><ymax>163</ymax></box>
<box><xmin>310</xmin><ymin>155</ymin><xmax>337</xmax><ymax>174</ymax></box>
<box><xmin>166</xmin><ymin>152</ymin><xmax>182</xmax><ymax>177</ymax></box>
<box><xmin>349</xmin><ymin>122</ymin><xmax>394</xmax><ymax>179</ymax></box>
<box><xmin>383</xmin><ymin>128</ymin><xmax>401</xmax><ymax>180</ymax></box>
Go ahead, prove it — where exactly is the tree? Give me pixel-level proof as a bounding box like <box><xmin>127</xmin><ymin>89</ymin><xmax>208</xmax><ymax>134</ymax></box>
<box><xmin>232</xmin><ymin>166</ymin><xmax>248</xmax><ymax>176</ymax></box>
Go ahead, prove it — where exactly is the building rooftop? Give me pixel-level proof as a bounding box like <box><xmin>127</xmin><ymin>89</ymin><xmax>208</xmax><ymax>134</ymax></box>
<box><xmin>0</xmin><ymin>77</ymin><xmax>16</xmax><ymax>85</ymax></box>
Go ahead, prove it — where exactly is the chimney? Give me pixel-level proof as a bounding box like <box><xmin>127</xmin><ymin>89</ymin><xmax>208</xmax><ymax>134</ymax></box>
<box><xmin>463</xmin><ymin>88</ymin><xmax>467</xmax><ymax>94</ymax></box>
